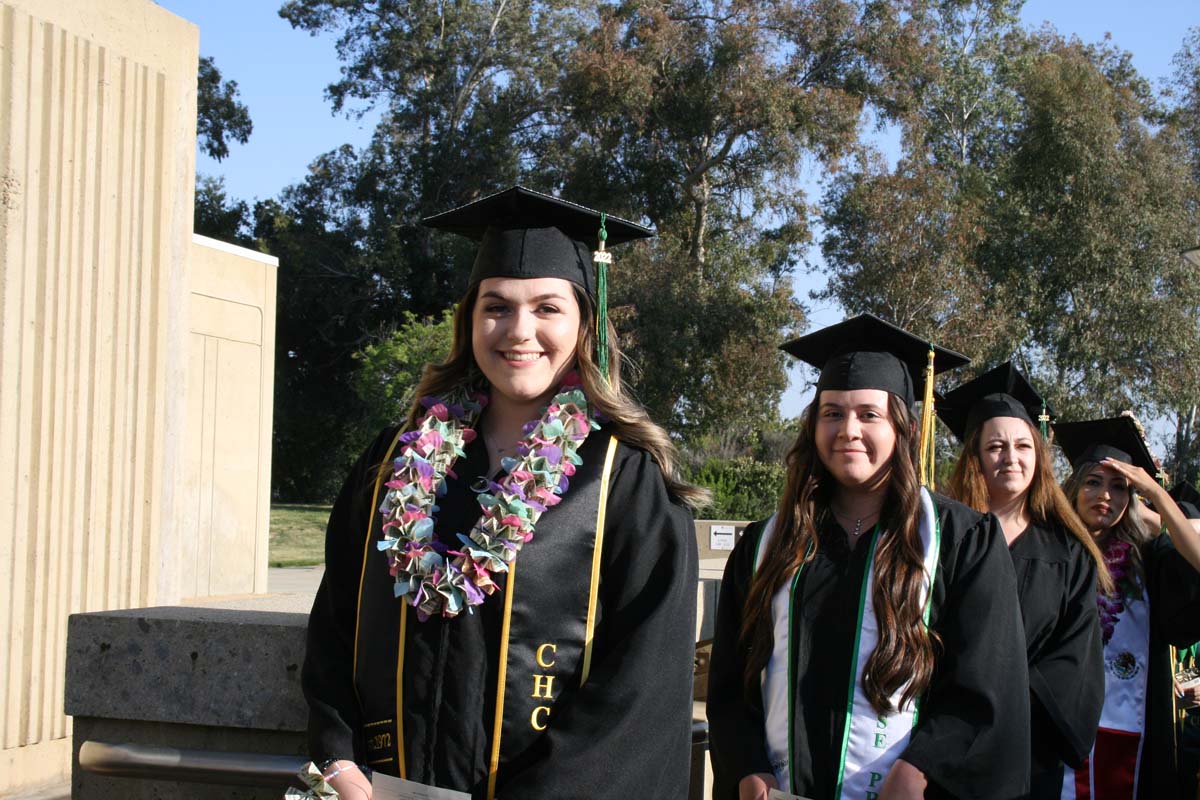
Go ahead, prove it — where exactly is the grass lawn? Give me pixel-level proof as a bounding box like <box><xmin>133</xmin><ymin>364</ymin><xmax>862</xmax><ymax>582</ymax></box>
<box><xmin>270</xmin><ymin>503</ymin><xmax>332</xmax><ymax>567</ymax></box>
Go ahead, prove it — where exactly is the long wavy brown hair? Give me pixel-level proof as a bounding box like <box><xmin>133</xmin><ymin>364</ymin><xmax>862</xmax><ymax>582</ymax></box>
<box><xmin>740</xmin><ymin>393</ymin><xmax>939</xmax><ymax>713</ymax></box>
<box><xmin>948</xmin><ymin>420</ymin><xmax>1113</xmax><ymax>593</ymax></box>
<box><xmin>403</xmin><ymin>282</ymin><xmax>709</xmax><ymax>509</ymax></box>
<box><xmin>1062</xmin><ymin>461</ymin><xmax>1152</xmax><ymax>595</ymax></box>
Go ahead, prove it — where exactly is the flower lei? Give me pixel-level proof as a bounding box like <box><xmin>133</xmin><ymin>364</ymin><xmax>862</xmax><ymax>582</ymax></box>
<box><xmin>377</xmin><ymin>372</ymin><xmax>598</xmax><ymax>620</ymax></box>
<box><xmin>1097</xmin><ymin>538</ymin><xmax>1137</xmax><ymax>645</ymax></box>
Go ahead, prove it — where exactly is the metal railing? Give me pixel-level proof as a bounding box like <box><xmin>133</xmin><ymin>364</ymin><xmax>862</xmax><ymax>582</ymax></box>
<box><xmin>79</xmin><ymin>725</ymin><xmax>708</xmax><ymax>795</ymax></box>
<box><xmin>78</xmin><ymin>741</ymin><xmax>308</xmax><ymax>789</ymax></box>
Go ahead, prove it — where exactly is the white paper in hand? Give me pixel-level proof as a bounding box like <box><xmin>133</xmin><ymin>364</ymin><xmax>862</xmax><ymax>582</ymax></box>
<box><xmin>371</xmin><ymin>773</ymin><xmax>471</xmax><ymax>800</ymax></box>
<box><xmin>768</xmin><ymin>790</ymin><xmax>814</xmax><ymax>800</ymax></box>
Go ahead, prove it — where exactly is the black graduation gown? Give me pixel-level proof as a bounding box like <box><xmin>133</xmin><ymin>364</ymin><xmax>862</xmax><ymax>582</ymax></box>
<box><xmin>1008</xmin><ymin>522</ymin><xmax>1104</xmax><ymax>800</ymax></box>
<box><xmin>706</xmin><ymin>494</ymin><xmax>1031</xmax><ymax>800</ymax></box>
<box><xmin>1130</xmin><ymin>534</ymin><xmax>1200</xmax><ymax>800</ymax></box>
<box><xmin>301</xmin><ymin>421</ymin><xmax>699</xmax><ymax>799</ymax></box>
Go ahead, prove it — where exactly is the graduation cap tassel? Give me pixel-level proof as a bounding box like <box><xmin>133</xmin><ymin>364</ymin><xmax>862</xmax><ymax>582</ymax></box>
<box><xmin>919</xmin><ymin>345</ymin><xmax>937</xmax><ymax>489</ymax></box>
<box><xmin>1039</xmin><ymin>401</ymin><xmax>1050</xmax><ymax>439</ymax></box>
<box><xmin>593</xmin><ymin>213</ymin><xmax>612</xmax><ymax>383</ymax></box>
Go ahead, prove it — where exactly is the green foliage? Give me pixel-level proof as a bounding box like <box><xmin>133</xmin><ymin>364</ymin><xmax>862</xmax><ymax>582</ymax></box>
<box><xmin>821</xmin><ymin>19</ymin><xmax>1200</xmax><ymax>433</ymax></box>
<box><xmin>546</xmin><ymin>0</ymin><xmax>877</xmax><ymax>438</ymax></box>
<box><xmin>689</xmin><ymin>456</ymin><xmax>786</xmax><ymax>521</ymax></box>
<box><xmin>353</xmin><ymin>310</ymin><xmax>456</xmax><ymax>431</ymax></box>
<box><xmin>197</xmin><ymin>55</ymin><xmax>253</xmax><ymax>161</ymax></box>
<box><xmin>194</xmin><ymin>175</ymin><xmax>254</xmax><ymax>246</ymax></box>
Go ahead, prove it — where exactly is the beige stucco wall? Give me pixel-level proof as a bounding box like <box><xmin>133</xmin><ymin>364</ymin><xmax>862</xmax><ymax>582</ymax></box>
<box><xmin>0</xmin><ymin>0</ymin><xmax>278</xmax><ymax>792</ymax></box>
<box><xmin>182</xmin><ymin>235</ymin><xmax>277</xmax><ymax>600</ymax></box>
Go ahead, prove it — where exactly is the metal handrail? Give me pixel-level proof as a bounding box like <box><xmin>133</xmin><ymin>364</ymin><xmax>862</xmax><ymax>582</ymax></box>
<box><xmin>78</xmin><ymin>740</ymin><xmax>308</xmax><ymax>788</ymax></box>
<box><xmin>79</xmin><ymin>730</ymin><xmax>708</xmax><ymax>790</ymax></box>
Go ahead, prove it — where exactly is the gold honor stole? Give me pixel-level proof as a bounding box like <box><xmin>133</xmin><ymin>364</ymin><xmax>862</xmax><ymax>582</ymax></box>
<box><xmin>352</xmin><ymin>433</ymin><xmax>619</xmax><ymax>799</ymax></box>
<box><xmin>1061</xmin><ymin>591</ymin><xmax>1150</xmax><ymax>800</ymax></box>
<box><xmin>756</xmin><ymin>488</ymin><xmax>941</xmax><ymax>799</ymax></box>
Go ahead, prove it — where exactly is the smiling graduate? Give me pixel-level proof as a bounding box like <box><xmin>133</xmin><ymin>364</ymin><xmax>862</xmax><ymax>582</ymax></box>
<box><xmin>300</xmin><ymin>187</ymin><xmax>703</xmax><ymax>800</ymax></box>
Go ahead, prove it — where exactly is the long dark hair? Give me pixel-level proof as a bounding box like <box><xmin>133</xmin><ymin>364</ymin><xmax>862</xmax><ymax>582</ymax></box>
<box><xmin>740</xmin><ymin>393</ymin><xmax>939</xmax><ymax>713</ymax></box>
<box><xmin>404</xmin><ymin>283</ymin><xmax>709</xmax><ymax>509</ymax></box>
<box><xmin>948</xmin><ymin>420</ymin><xmax>1113</xmax><ymax>593</ymax></box>
<box><xmin>1062</xmin><ymin>461</ymin><xmax>1151</xmax><ymax>595</ymax></box>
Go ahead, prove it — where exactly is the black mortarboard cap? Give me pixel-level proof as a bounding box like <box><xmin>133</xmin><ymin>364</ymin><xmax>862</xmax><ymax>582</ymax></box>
<box><xmin>421</xmin><ymin>185</ymin><xmax>654</xmax><ymax>296</ymax></box>
<box><xmin>937</xmin><ymin>361</ymin><xmax>1053</xmax><ymax>441</ymax></box>
<box><xmin>1053</xmin><ymin>416</ymin><xmax>1159</xmax><ymax>476</ymax></box>
<box><xmin>780</xmin><ymin>313</ymin><xmax>970</xmax><ymax>407</ymax></box>
<box><xmin>1169</xmin><ymin>482</ymin><xmax>1200</xmax><ymax>520</ymax></box>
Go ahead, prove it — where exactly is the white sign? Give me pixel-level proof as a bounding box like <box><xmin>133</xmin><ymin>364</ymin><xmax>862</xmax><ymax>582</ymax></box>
<box><xmin>372</xmin><ymin>774</ymin><xmax>471</xmax><ymax>800</ymax></box>
<box><xmin>710</xmin><ymin>524</ymin><xmax>736</xmax><ymax>551</ymax></box>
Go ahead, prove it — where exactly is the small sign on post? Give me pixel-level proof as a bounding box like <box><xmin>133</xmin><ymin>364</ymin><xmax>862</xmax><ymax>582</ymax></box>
<box><xmin>710</xmin><ymin>524</ymin><xmax>736</xmax><ymax>551</ymax></box>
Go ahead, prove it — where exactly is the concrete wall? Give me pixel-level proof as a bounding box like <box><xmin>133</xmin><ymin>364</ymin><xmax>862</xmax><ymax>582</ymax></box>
<box><xmin>0</xmin><ymin>0</ymin><xmax>197</xmax><ymax>789</ymax></box>
<box><xmin>181</xmin><ymin>236</ymin><xmax>277</xmax><ymax>600</ymax></box>
<box><xmin>0</xmin><ymin>1</ymin><xmax>279</xmax><ymax>792</ymax></box>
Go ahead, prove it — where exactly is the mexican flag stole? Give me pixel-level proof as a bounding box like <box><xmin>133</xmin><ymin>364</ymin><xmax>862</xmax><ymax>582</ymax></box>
<box><xmin>1061</xmin><ymin>588</ymin><xmax>1150</xmax><ymax>800</ymax></box>
<box><xmin>352</xmin><ymin>433</ymin><xmax>619</xmax><ymax>800</ymax></box>
<box><xmin>756</xmin><ymin>488</ymin><xmax>941</xmax><ymax>799</ymax></box>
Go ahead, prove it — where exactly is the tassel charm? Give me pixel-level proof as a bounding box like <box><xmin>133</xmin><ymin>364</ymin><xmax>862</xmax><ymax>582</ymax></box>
<box><xmin>593</xmin><ymin>213</ymin><xmax>611</xmax><ymax>382</ymax></box>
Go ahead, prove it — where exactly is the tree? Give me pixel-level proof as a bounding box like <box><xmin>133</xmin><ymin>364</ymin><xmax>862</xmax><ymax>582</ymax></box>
<box><xmin>820</xmin><ymin>23</ymin><xmax>1200</xmax><ymax>434</ymax></box>
<box><xmin>279</xmin><ymin>0</ymin><xmax>588</xmax><ymax>314</ymax></box>
<box><xmin>986</xmin><ymin>34</ymin><xmax>1200</xmax><ymax>420</ymax></box>
<box><xmin>197</xmin><ymin>55</ymin><xmax>253</xmax><ymax>162</ymax></box>
<box><xmin>353</xmin><ymin>310</ymin><xmax>456</xmax><ymax>433</ymax></box>
<box><xmin>193</xmin><ymin>175</ymin><xmax>254</xmax><ymax>246</ymax></box>
<box><xmin>254</xmin><ymin>147</ymin><xmax>383</xmax><ymax>501</ymax></box>
<box><xmin>542</xmin><ymin>0</ymin><xmax>879</xmax><ymax>438</ymax></box>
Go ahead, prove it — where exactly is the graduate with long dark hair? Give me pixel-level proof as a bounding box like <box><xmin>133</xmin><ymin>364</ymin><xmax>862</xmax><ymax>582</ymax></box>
<box><xmin>1056</xmin><ymin>417</ymin><xmax>1200</xmax><ymax>800</ymax></box>
<box><xmin>707</xmin><ymin>315</ymin><xmax>1031</xmax><ymax>800</ymax></box>
<box><xmin>300</xmin><ymin>187</ymin><xmax>703</xmax><ymax>800</ymax></box>
<box><xmin>940</xmin><ymin>363</ymin><xmax>1109</xmax><ymax>799</ymax></box>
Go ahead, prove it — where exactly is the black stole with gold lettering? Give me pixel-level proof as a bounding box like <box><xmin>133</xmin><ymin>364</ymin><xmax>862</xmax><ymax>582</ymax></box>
<box><xmin>351</xmin><ymin>432</ymin><xmax>618</xmax><ymax>799</ymax></box>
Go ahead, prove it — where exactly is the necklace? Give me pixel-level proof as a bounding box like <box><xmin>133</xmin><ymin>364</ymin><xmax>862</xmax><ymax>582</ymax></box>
<box><xmin>378</xmin><ymin>371</ymin><xmax>598</xmax><ymax>620</ymax></box>
<box><xmin>831</xmin><ymin>506</ymin><xmax>880</xmax><ymax>539</ymax></box>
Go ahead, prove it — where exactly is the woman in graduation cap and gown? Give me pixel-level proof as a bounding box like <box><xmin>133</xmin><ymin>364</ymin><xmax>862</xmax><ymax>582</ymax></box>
<box><xmin>1164</xmin><ymin>483</ymin><xmax>1200</xmax><ymax>800</ymax></box>
<box><xmin>939</xmin><ymin>363</ymin><xmax>1109</xmax><ymax>799</ymax></box>
<box><xmin>300</xmin><ymin>187</ymin><xmax>704</xmax><ymax>799</ymax></box>
<box><xmin>1055</xmin><ymin>417</ymin><xmax>1200</xmax><ymax>800</ymax></box>
<box><xmin>706</xmin><ymin>314</ymin><xmax>1031</xmax><ymax>800</ymax></box>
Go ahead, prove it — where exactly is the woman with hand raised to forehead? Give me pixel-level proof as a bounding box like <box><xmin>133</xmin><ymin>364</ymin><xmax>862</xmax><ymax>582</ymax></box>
<box><xmin>707</xmin><ymin>314</ymin><xmax>1031</xmax><ymax>800</ymax></box>
<box><xmin>299</xmin><ymin>187</ymin><xmax>706</xmax><ymax>800</ymax></box>
<box><xmin>941</xmin><ymin>363</ymin><xmax>1110</xmax><ymax>800</ymax></box>
<box><xmin>1056</xmin><ymin>416</ymin><xmax>1200</xmax><ymax>800</ymax></box>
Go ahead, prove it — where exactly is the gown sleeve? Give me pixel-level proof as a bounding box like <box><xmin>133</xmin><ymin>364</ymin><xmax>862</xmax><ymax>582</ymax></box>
<box><xmin>1028</xmin><ymin>538</ymin><xmax>1104</xmax><ymax>768</ymax></box>
<box><xmin>300</xmin><ymin>426</ymin><xmax>400</xmax><ymax>765</ymax></box>
<box><xmin>1147</xmin><ymin>532</ymin><xmax>1200</xmax><ymax>647</ymax></box>
<box><xmin>705</xmin><ymin>520</ymin><xmax>774</xmax><ymax>800</ymax></box>
<box><xmin>900</xmin><ymin>506</ymin><xmax>1032</xmax><ymax>800</ymax></box>
<box><xmin>495</xmin><ymin>447</ymin><xmax>700</xmax><ymax>800</ymax></box>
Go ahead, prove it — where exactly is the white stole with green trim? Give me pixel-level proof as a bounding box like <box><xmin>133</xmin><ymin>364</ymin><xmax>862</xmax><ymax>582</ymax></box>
<box><xmin>756</xmin><ymin>488</ymin><xmax>940</xmax><ymax>798</ymax></box>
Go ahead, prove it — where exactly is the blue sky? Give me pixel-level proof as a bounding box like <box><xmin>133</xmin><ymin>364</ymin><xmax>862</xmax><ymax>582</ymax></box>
<box><xmin>157</xmin><ymin>0</ymin><xmax>1198</xmax><ymax>430</ymax></box>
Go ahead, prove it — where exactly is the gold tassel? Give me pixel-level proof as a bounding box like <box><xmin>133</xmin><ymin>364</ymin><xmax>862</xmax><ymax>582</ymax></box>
<box><xmin>919</xmin><ymin>345</ymin><xmax>936</xmax><ymax>489</ymax></box>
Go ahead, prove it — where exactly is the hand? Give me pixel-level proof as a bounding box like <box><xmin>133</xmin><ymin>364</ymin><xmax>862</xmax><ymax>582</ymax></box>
<box><xmin>1098</xmin><ymin>458</ymin><xmax>1161</xmax><ymax>498</ymax></box>
<box><xmin>325</xmin><ymin>761</ymin><xmax>372</xmax><ymax>800</ymax></box>
<box><xmin>1180</xmin><ymin>685</ymin><xmax>1200</xmax><ymax>710</ymax></box>
<box><xmin>738</xmin><ymin>772</ymin><xmax>779</xmax><ymax>800</ymax></box>
<box><xmin>879</xmin><ymin>759</ymin><xmax>927</xmax><ymax>800</ymax></box>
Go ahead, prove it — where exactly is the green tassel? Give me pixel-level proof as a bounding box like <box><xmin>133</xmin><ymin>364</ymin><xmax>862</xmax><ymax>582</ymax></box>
<box><xmin>1040</xmin><ymin>401</ymin><xmax>1048</xmax><ymax>439</ymax></box>
<box><xmin>596</xmin><ymin>213</ymin><xmax>610</xmax><ymax>382</ymax></box>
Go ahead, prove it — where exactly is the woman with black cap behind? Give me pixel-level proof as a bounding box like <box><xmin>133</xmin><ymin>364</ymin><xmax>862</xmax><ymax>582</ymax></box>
<box><xmin>1055</xmin><ymin>416</ymin><xmax>1200</xmax><ymax>800</ymax></box>
<box><xmin>707</xmin><ymin>314</ymin><xmax>1031</xmax><ymax>800</ymax></box>
<box><xmin>299</xmin><ymin>187</ymin><xmax>703</xmax><ymax>799</ymax></box>
<box><xmin>940</xmin><ymin>362</ymin><xmax>1108</xmax><ymax>799</ymax></box>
